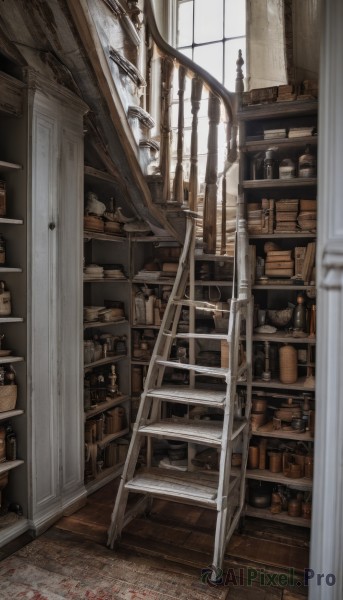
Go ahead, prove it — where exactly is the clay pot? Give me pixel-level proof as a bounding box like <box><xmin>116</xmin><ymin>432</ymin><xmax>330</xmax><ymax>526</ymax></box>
<box><xmin>252</xmin><ymin>398</ymin><xmax>267</xmax><ymax>412</ymax></box>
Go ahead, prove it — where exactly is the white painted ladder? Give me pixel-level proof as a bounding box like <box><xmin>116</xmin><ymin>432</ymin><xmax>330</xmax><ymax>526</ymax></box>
<box><xmin>107</xmin><ymin>212</ymin><xmax>253</xmax><ymax>577</ymax></box>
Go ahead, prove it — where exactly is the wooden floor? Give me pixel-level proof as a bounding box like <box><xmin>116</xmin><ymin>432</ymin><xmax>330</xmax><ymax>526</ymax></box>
<box><xmin>53</xmin><ymin>479</ymin><xmax>310</xmax><ymax>599</ymax></box>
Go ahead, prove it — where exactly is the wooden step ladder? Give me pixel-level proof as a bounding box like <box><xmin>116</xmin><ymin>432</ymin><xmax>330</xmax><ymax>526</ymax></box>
<box><xmin>107</xmin><ymin>212</ymin><xmax>253</xmax><ymax>577</ymax></box>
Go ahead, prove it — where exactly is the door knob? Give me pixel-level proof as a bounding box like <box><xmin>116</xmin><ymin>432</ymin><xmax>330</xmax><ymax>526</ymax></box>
<box><xmin>49</xmin><ymin>222</ymin><xmax>56</xmax><ymax>230</ymax></box>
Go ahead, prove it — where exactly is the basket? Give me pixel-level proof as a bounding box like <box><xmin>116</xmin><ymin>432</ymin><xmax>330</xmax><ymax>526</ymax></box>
<box><xmin>0</xmin><ymin>385</ymin><xmax>17</xmax><ymax>412</ymax></box>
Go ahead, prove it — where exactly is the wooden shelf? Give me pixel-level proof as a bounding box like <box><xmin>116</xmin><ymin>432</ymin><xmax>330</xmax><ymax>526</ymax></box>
<box><xmin>249</xmin><ymin>232</ymin><xmax>316</xmax><ymax>240</ymax></box>
<box><xmin>0</xmin><ymin>160</ymin><xmax>22</xmax><ymax>172</ymax></box>
<box><xmin>0</xmin><ymin>218</ymin><xmax>23</xmax><ymax>225</ymax></box>
<box><xmin>252</xmin><ymin>422</ymin><xmax>314</xmax><ymax>441</ymax></box>
<box><xmin>243</xmin><ymin>135</ymin><xmax>317</xmax><ymax>153</ymax></box>
<box><xmin>243</xmin><ymin>178</ymin><xmax>316</xmax><ymax>190</ymax></box>
<box><xmin>0</xmin><ymin>356</ymin><xmax>24</xmax><ymax>364</ymax></box>
<box><xmin>97</xmin><ymin>428</ymin><xmax>129</xmax><ymax>449</ymax></box>
<box><xmin>0</xmin><ymin>317</ymin><xmax>24</xmax><ymax>323</ymax></box>
<box><xmin>83</xmin><ymin>318</ymin><xmax>127</xmax><ymax>330</ymax></box>
<box><xmin>129</xmin><ymin>234</ymin><xmax>176</xmax><ymax>243</ymax></box>
<box><xmin>250</xmin><ymin>377</ymin><xmax>315</xmax><ymax>392</ymax></box>
<box><xmin>251</xmin><ymin>332</ymin><xmax>316</xmax><ymax>344</ymax></box>
<box><xmin>245</xmin><ymin>505</ymin><xmax>311</xmax><ymax>528</ymax></box>
<box><xmin>253</xmin><ymin>283</ymin><xmax>316</xmax><ymax>291</ymax></box>
<box><xmin>0</xmin><ymin>409</ymin><xmax>24</xmax><ymax>422</ymax></box>
<box><xmin>84</xmin><ymin>353</ymin><xmax>127</xmax><ymax>371</ymax></box>
<box><xmin>246</xmin><ymin>469</ymin><xmax>312</xmax><ymax>491</ymax></box>
<box><xmin>0</xmin><ymin>459</ymin><xmax>24</xmax><ymax>475</ymax></box>
<box><xmin>83</xmin><ymin>277</ymin><xmax>128</xmax><ymax>283</ymax></box>
<box><xmin>84</xmin><ymin>230</ymin><xmax>125</xmax><ymax>243</ymax></box>
<box><xmin>85</xmin><ymin>394</ymin><xmax>129</xmax><ymax>420</ymax></box>
<box><xmin>0</xmin><ymin>267</ymin><xmax>22</xmax><ymax>273</ymax></box>
<box><xmin>238</xmin><ymin>99</ymin><xmax>318</xmax><ymax>121</ymax></box>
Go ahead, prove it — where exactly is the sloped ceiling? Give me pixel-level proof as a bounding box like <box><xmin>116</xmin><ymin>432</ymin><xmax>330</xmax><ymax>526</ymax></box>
<box><xmin>0</xmin><ymin>0</ymin><xmax>178</xmax><ymax>235</ymax></box>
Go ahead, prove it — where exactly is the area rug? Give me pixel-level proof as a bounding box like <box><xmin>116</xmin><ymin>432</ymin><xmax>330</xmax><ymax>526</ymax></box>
<box><xmin>0</xmin><ymin>529</ymin><xmax>228</xmax><ymax>600</ymax></box>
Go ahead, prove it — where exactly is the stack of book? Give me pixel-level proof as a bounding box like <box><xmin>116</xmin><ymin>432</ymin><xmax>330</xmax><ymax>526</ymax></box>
<box><xmin>297</xmin><ymin>199</ymin><xmax>317</xmax><ymax>231</ymax></box>
<box><xmin>288</xmin><ymin>126</ymin><xmax>315</xmax><ymax>138</ymax></box>
<box><xmin>247</xmin><ymin>200</ymin><xmax>274</xmax><ymax>234</ymax></box>
<box><xmin>265</xmin><ymin>249</ymin><xmax>294</xmax><ymax>278</ymax></box>
<box><xmin>264</xmin><ymin>128</ymin><xmax>287</xmax><ymax>140</ymax></box>
<box><xmin>301</xmin><ymin>241</ymin><xmax>316</xmax><ymax>283</ymax></box>
<box><xmin>247</xmin><ymin>203</ymin><xmax>263</xmax><ymax>234</ymax></box>
<box><xmin>274</xmin><ymin>199</ymin><xmax>299</xmax><ymax>232</ymax></box>
<box><xmin>277</xmin><ymin>84</ymin><xmax>297</xmax><ymax>102</ymax></box>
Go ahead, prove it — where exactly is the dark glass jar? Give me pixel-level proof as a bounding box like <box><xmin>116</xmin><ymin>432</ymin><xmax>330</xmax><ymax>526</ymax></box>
<box><xmin>264</xmin><ymin>149</ymin><xmax>276</xmax><ymax>180</ymax></box>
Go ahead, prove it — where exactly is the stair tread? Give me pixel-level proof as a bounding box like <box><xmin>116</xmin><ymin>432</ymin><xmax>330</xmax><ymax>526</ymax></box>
<box><xmin>175</xmin><ymin>332</ymin><xmax>228</xmax><ymax>340</ymax></box>
<box><xmin>139</xmin><ymin>418</ymin><xmax>223</xmax><ymax>445</ymax></box>
<box><xmin>156</xmin><ymin>359</ymin><xmax>227</xmax><ymax>377</ymax></box>
<box><xmin>125</xmin><ymin>468</ymin><xmax>240</xmax><ymax>508</ymax></box>
<box><xmin>146</xmin><ymin>386</ymin><xmax>226</xmax><ymax>407</ymax></box>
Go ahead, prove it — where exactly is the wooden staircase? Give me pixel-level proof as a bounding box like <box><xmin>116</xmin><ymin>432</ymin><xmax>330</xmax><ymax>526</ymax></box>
<box><xmin>108</xmin><ymin>212</ymin><xmax>253</xmax><ymax>577</ymax></box>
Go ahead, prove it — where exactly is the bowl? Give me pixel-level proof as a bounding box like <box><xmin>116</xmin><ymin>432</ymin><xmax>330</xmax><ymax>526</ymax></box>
<box><xmin>267</xmin><ymin>307</ymin><xmax>293</xmax><ymax>328</ymax></box>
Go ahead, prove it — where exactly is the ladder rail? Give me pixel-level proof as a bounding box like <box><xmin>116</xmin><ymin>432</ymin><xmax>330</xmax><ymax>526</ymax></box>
<box><xmin>108</xmin><ymin>212</ymin><xmax>254</xmax><ymax>582</ymax></box>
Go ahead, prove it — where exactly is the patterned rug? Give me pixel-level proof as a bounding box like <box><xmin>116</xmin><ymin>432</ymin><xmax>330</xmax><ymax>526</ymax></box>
<box><xmin>0</xmin><ymin>528</ymin><xmax>228</xmax><ymax>600</ymax></box>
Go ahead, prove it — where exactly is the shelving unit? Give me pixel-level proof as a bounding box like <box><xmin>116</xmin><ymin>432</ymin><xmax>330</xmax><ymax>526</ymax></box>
<box><xmin>0</xmin><ymin>79</ymin><xmax>29</xmax><ymax>543</ymax></box>
<box><xmin>83</xmin><ymin>165</ymin><xmax>132</xmax><ymax>491</ymax></box>
<box><xmin>238</xmin><ymin>97</ymin><xmax>317</xmax><ymax>528</ymax></box>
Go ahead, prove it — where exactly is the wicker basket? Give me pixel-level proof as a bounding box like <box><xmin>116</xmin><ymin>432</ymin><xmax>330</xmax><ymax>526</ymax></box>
<box><xmin>0</xmin><ymin>385</ymin><xmax>17</xmax><ymax>412</ymax></box>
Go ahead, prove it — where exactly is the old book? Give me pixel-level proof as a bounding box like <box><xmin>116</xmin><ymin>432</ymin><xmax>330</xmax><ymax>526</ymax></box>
<box><xmin>265</xmin><ymin>266</ymin><xmax>294</xmax><ymax>278</ymax></box>
<box><xmin>301</xmin><ymin>242</ymin><xmax>316</xmax><ymax>282</ymax></box>
<box><xmin>267</xmin><ymin>250</ymin><xmax>292</xmax><ymax>262</ymax></box>
<box><xmin>294</xmin><ymin>246</ymin><xmax>306</xmax><ymax>278</ymax></box>
<box><xmin>265</xmin><ymin>260</ymin><xmax>294</xmax><ymax>269</ymax></box>
<box><xmin>268</xmin><ymin>199</ymin><xmax>274</xmax><ymax>233</ymax></box>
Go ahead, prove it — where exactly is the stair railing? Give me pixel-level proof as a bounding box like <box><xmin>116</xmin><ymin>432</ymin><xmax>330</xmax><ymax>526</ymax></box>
<box><xmin>143</xmin><ymin>0</ymin><xmax>244</xmax><ymax>257</ymax></box>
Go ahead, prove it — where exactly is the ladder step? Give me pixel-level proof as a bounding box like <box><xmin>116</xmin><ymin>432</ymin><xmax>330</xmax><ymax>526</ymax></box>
<box><xmin>146</xmin><ymin>386</ymin><xmax>226</xmax><ymax>408</ymax></box>
<box><xmin>125</xmin><ymin>467</ymin><xmax>239</xmax><ymax>509</ymax></box>
<box><xmin>175</xmin><ymin>333</ymin><xmax>228</xmax><ymax>340</ymax></box>
<box><xmin>138</xmin><ymin>418</ymin><xmax>223</xmax><ymax>446</ymax></box>
<box><xmin>173</xmin><ymin>299</ymin><xmax>229</xmax><ymax>312</ymax></box>
<box><xmin>156</xmin><ymin>359</ymin><xmax>227</xmax><ymax>378</ymax></box>
<box><xmin>231</xmin><ymin>419</ymin><xmax>249</xmax><ymax>440</ymax></box>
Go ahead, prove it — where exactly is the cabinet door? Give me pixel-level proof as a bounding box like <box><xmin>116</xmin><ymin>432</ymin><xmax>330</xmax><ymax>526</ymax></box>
<box><xmin>29</xmin><ymin>89</ymin><xmax>85</xmax><ymax>529</ymax></box>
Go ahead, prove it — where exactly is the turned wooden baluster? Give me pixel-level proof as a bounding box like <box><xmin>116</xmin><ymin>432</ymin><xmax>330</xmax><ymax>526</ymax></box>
<box><xmin>189</xmin><ymin>76</ymin><xmax>203</xmax><ymax>212</ymax></box>
<box><xmin>159</xmin><ymin>56</ymin><xmax>174</xmax><ymax>204</ymax></box>
<box><xmin>203</xmin><ymin>92</ymin><xmax>221</xmax><ymax>254</ymax></box>
<box><xmin>173</xmin><ymin>66</ymin><xmax>186</xmax><ymax>205</ymax></box>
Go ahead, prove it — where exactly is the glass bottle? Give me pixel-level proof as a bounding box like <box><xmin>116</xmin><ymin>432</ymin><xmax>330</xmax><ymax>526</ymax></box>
<box><xmin>293</xmin><ymin>294</ymin><xmax>307</xmax><ymax>332</ymax></box>
<box><xmin>298</xmin><ymin>145</ymin><xmax>316</xmax><ymax>178</ymax></box>
<box><xmin>264</xmin><ymin>149</ymin><xmax>276</xmax><ymax>180</ymax></box>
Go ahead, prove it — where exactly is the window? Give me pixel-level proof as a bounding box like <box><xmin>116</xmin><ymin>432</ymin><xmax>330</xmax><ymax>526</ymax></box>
<box><xmin>176</xmin><ymin>0</ymin><xmax>246</xmax><ymax>90</ymax></box>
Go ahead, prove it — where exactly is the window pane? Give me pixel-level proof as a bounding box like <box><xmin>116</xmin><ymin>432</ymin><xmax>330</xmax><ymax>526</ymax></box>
<box><xmin>224</xmin><ymin>38</ymin><xmax>246</xmax><ymax>91</ymax></box>
<box><xmin>194</xmin><ymin>43</ymin><xmax>223</xmax><ymax>83</ymax></box>
<box><xmin>179</xmin><ymin>47</ymin><xmax>193</xmax><ymax>60</ymax></box>
<box><xmin>177</xmin><ymin>1</ymin><xmax>194</xmax><ymax>47</ymax></box>
<box><xmin>194</xmin><ymin>0</ymin><xmax>223</xmax><ymax>44</ymax></box>
<box><xmin>225</xmin><ymin>0</ymin><xmax>246</xmax><ymax>38</ymax></box>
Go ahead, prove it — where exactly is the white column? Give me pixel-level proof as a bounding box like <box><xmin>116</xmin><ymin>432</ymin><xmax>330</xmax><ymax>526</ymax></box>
<box><xmin>310</xmin><ymin>1</ymin><xmax>343</xmax><ymax>598</ymax></box>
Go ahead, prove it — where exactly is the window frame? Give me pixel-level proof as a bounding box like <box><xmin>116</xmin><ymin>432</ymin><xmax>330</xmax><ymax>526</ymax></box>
<box><xmin>174</xmin><ymin>0</ymin><xmax>246</xmax><ymax>90</ymax></box>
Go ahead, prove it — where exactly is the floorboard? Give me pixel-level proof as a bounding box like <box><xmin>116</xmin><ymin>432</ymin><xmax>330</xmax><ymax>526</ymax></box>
<box><xmin>54</xmin><ymin>481</ymin><xmax>310</xmax><ymax>598</ymax></box>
